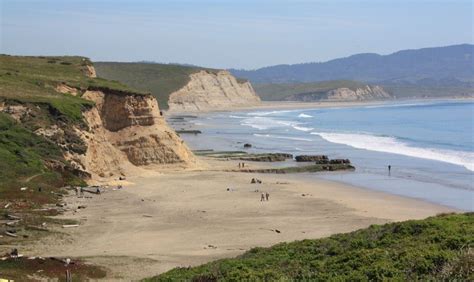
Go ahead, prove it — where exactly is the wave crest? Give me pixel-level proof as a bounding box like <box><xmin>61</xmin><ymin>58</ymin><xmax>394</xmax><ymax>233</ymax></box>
<box><xmin>311</xmin><ymin>132</ymin><xmax>474</xmax><ymax>171</ymax></box>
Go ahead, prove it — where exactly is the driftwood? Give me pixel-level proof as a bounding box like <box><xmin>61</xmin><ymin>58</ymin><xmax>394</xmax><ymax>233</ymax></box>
<box><xmin>5</xmin><ymin>220</ymin><xmax>20</xmax><ymax>226</ymax></box>
<box><xmin>82</xmin><ymin>188</ymin><xmax>101</xmax><ymax>195</ymax></box>
<box><xmin>6</xmin><ymin>214</ymin><xmax>21</xmax><ymax>220</ymax></box>
<box><xmin>62</xmin><ymin>224</ymin><xmax>79</xmax><ymax>228</ymax></box>
<box><xmin>142</xmin><ymin>215</ymin><xmax>153</xmax><ymax>218</ymax></box>
<box><xmin>26</xmin><ymin>225</ymin><xmax>49</xmax><ymax>232</ymax></box>
<box><xmin>5</xmin><ymin>231</ymin><xmax>18</xmax><ymax>237</ymax></box>
<box><xmin>4</xmin><ymin>203</ymin><xmax>11</xmax><ymax>209</ymax></box>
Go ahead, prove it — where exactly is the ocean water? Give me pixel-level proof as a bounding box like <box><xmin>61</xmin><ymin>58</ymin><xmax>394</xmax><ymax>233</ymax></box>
<box><xmin>178</xmin><ymin>100</ymin><xmax>474</xmax><ymax>210</ymax></box>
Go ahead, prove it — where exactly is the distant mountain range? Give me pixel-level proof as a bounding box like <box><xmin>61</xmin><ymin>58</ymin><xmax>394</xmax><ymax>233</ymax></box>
<box><xmin>230</xmin><ymin>44</ymin><xmax>474</xmax><ymax>86</ymax></box>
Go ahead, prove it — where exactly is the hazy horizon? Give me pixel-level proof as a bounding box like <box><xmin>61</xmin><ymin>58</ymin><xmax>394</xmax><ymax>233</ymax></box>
<box><xmin>1</xmin><ymin>0</ymin><xmax>473</xmax><ymax>69</ymax></box>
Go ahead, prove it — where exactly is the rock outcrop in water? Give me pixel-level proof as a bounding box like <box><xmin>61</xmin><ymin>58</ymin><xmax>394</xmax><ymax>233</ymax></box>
<box><xmin>168</xmin><ymin>70</ymin><xmax>261</xmax><ymax>112</ymax></box>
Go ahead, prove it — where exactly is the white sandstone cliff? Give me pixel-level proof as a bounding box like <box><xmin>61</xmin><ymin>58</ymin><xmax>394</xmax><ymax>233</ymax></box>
<box><xmin>325</xmin><ymin>85</ymin><xmax>391</xmax><ymax>101</ymax></box>
<box><xmin>168</xmin><ymin>70</ymin><xmax>260</xmax><ymax>112</ymax></box>
<box><xmin>65</xmin><ymin>90</ymin><xmax>195</xmax><ymax>181</ymax></box>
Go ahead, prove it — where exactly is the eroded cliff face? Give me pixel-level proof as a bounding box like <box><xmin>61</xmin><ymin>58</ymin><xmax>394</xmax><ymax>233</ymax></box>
<box><xmin>326</xmin><ymin>85</ymin><xmax>391</xmax><ymax>101</ymax></box>
<box><xmin>168</xmin><ymin>70</ymin><xmax>261</xmax><ymax>112</ymax></box>
<box><xmin>286</xmin><ymin>85</ymin><xmax>392</xmax><ymax>102</ymax></box>
<box><xmin>66</xmin><ymin>90</ymin><xmax>195</xmax><ymax>181</ymax></box>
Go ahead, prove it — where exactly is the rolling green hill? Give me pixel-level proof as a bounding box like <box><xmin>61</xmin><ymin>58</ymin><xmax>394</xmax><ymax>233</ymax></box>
<box><xmin>94</xmin><ymin>62</ymin><xmax>220</xmax><ymax>109</ymax></box>
<box><xmin>146</xmin><ymin>213</ymin><xmax>473</xmax><ymax>281</ymax></box>
<box><xmin>254</xmin><ymin>80</ymin><xmax>368</xmax><ymax>101</ymax></box>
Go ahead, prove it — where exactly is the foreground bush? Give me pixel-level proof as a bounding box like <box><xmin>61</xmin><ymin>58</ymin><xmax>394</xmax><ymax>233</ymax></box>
<box><xmin>146</xmin><ymin>213</ymin><xmax>473</xmax><ymax>281</ymax></box>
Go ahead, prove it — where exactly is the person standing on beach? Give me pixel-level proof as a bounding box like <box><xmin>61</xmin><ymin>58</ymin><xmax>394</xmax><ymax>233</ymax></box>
<box><xmin>261</xmin><ymin>192</ymin><xmax>265</xmax><ymax>201</ymax></box>
<box><xmin>265</xmin><ymin>192</ymin><xmax>269</xmax><ymax>201</ymax></box>
<box><xmin>388</xmin><ymin>165</ymin><xmax>392</xmax><ymax>176</ymax></box>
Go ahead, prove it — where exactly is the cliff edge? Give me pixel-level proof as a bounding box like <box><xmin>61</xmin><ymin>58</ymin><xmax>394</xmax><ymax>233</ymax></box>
<box><xmin>168</xmin><ymin>70</ymin><xmax>261</xmax><ymax>112</ymax></box>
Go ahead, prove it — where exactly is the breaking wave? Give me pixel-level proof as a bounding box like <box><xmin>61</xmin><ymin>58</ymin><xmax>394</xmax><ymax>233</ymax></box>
<box><xmin>311</xmin><ymin>132</ymin><xmax>474</xmax><ymax>171</ymax></box>
<box><xmin>254</xmin><ymin>133</ymin><xmax>312</xmax><ymax>142</ymax></box>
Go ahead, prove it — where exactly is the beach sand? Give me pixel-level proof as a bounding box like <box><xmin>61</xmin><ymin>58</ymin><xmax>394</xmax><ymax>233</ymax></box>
<box><xmin>25</xmin><ymin>157</ymin><xmax>455</xmax><ymax>280</ymax></box>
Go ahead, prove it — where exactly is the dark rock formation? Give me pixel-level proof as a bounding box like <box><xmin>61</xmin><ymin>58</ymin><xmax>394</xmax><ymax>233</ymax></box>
<box><xmin>295</xmin><ymin>155</ymin><xmax>329</xmax><ymax>162</ymax></box>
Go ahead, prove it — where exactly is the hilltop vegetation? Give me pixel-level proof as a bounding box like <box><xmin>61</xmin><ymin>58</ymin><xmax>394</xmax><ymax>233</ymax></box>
<box><xmin>0</xmin><ymin>55</ymin><xmax>145</xmax><ymax>121</ymax></box>
<box><xmin>147</xmin><ymin>213</ymin><xmax>473</xmax><ymax>281</ymax></box>
<box><xmin>94</xmin><ymin>62</ymin><xmax>220</xmax><ymax>109</ymax></box>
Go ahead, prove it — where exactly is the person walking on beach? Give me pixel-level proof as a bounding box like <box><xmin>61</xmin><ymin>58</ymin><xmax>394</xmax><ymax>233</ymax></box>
<box><xmin>260</xmin><ymin>192</ymin><xmax>265</xmax><ymax>201</ymax></box>
<box><xmin>265</xmin><ymin>192</ymin><xmax>269</xmax><ymax>201</ymax></box>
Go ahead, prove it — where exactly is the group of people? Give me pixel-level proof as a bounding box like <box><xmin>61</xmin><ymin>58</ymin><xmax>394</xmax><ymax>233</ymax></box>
<box><xmin>238</xmin><ymin>162</ymin><xmax>246</xmax><ymax>168</ymax></box>
<box><xmin>260</xmin><ymin>192</ymin><xmax>270</xmax><ymax>202</ymax></box>
<box><xmin>251</xmin><ymin>178</ymin><xmax>262</xmax><ymax>184</ymax></box>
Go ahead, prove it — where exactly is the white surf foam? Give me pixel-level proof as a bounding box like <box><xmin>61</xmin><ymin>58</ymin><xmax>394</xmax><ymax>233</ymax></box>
<box><xmin>298</xmin><ymin>113</ymin><xmax>313</xmax><ymax>118</ymax></box>
<box><xmin>362</xmin><ymin>102</ymin><xmax>436</xmax><ymax>109</ymax></box>
<box><xmin>311</xmin><ymin>132</ymin><xmax>474</xmax><ymax>171</ymax></box>
<box><xmin>292</xmin><ymin>125</ymin><xmax>314</xmax><ymax>132</ymax></box>
<box><xmin>241</xmin><ymin>116</ymin><xmax>300</xmax><ymax>130</ymax></box>
<box><xmin>254</xmin><ymin>133</ymin><xmax>312</xmax><ymax>142</ymax></box>
<box><xmin>247</xmin><ymin>110</ymin><xmax>297</xmax><ymax>116</ymax></box>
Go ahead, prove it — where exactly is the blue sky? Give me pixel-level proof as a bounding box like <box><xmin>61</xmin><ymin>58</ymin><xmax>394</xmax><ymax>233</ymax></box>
<box><xmin>1</xmin><ymin>0</ymin><xmax>472</xmax><ymax>69</ymax></box>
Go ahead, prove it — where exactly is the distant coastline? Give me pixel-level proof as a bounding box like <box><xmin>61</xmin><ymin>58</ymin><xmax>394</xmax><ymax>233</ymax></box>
<box><xmin>165</xmin><ymin>96</ymin><xmax>474</xmax><ymax>114</ymax></box>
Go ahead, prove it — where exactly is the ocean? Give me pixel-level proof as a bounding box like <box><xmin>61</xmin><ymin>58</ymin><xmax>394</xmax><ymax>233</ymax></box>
<box><xmin>178</xmin><ymin>100</ymin><xmax>474</xmax><ymax>211</ymax></box>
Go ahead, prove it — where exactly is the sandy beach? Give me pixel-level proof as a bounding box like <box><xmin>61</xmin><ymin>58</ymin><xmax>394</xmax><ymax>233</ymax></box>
<box><xmin>24</xmin><ymin>157</ymin><xmax>455</xmax><ymax>280</ymax></box>
<box><xmin>166</xmin><ymin>98</ymin><xmax>474</xmax><ymax>115</ymax></box>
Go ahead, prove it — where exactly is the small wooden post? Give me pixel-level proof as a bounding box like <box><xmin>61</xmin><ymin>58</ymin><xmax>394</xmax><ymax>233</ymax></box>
<box><xmin>66</xmin><ymin>269</ymin><xmax>72</xmax><ymax>282</ymax></box>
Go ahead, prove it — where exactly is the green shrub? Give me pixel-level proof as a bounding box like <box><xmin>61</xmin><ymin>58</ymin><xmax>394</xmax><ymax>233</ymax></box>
<box><xmin>145</xmin><ymin>213</ymin><xmax>474</xmax><ymax>281</ymax></box>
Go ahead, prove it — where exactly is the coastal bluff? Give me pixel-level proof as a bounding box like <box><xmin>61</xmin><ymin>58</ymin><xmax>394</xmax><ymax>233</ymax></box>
<box><xmin>71</xmin><ymin>88</ymin><xmax>195</xmax><ymax>180</ymax></box>
<box><xmin>0</xmin><ymin>56</ymin><xmax>195</xmax><ymax>185</ymax></box>
<box><xmin>285</xmin><ymin>84</ymin><xmax>392</xmax><ymax>102</ymax></box>
<box><xmin>168</xmin><ymin>70</ymin><xmax>261</xmax><ymax>112</ymax></box>
<box><xmin>94</xmin><ymin>62</ymin><xmax>261</xmax><ymax>112</ymax></box>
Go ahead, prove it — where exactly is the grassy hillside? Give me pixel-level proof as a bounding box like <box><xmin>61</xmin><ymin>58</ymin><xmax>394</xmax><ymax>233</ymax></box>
<box><xmin>0</xmin><ymin>113</ymin><xmax>83</xmax><ymax>199</ymax></box>
<box><xmin>146</xmin><ymin>213</ymin><xmax>473</xmax><ymax>281</ymax></box>
<box><xmin>94</xmin><ymin>62</ymin><xmax>220</xmax><ymax>109</ymax></box>
<box><xmin>0</xmin><ymin>55</ymin><xmax>144</xmax><ymax>202</ymax></box>
<box><xmin>254</xmin><ymin>80</ymin><xmax>367</xmax><ymax>101</ymax></box>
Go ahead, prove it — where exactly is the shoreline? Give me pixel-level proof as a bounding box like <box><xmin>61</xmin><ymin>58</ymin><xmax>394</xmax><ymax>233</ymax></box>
<box><xmin>170</xmin><ymin>99</ymin><xmax>473</xmax><ymax>211</ymax></box>
<box><xmin>12</xmin><ymin>99</ymin><xmax>469</xmax><ymax>280</ymax></box>
<box><xmin>165</xmin><ymin>97</ymin><xmax>474</xmax><ymax>115</ymax></box>
<box><xmin>21</xmin><ymin>157</ymin><xmax>456</xmax><ymax>280</ymax></box>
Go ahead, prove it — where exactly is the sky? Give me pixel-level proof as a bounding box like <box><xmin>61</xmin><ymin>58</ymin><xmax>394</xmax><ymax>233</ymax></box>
<box><xmin>1</xmin><ymin>0</ymin><xmax>472</xmax><ymax>69</ymax></box>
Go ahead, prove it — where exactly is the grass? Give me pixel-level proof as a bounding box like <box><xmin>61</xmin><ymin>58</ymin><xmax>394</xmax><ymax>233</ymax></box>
<box><xmin>94</xmin><ymin>62</ymin><xmax>221</xmax><ymax>109</ymax></box>
<box><xmin>253</xmin><ymin>80</ymin><xmax>368</xmax><ymax>101</ymax></box>
<box><xmin>0</xmin><ymin>55</ymin><xmax>145</xmax><ymax>122</ymax></box>
<box><xmin>0</xmin><ymin>113</ymin><xmax>84</xmax><ymax>203</ymax></box>
<box><xmin>145</xmin><ymin>213</ymin><xmax>474</xmax><ymax>281</ymax></box>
